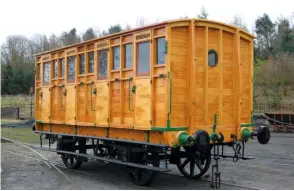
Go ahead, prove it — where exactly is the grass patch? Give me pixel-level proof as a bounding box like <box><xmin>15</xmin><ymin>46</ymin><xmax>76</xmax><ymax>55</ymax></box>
<box><xmin>1</xmin><ymin>127</ymin><xmax>40</xmax><ymax>144</ymax></box>
<box><xmin>1</xmin><ymin>95</ymin><xmax>33</xmax><ymax>107</ymax></box>
<box><xmin>1</xmin><ymin>119</ymin><xmax>24</xmax><ymax>125</ymax></box>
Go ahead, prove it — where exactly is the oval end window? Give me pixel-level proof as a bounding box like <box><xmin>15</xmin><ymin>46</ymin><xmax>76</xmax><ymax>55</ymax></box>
<box><xmin>208</xmin><ymin>49</ymin><xmax>218</xmax><ymax>67</ymax></box>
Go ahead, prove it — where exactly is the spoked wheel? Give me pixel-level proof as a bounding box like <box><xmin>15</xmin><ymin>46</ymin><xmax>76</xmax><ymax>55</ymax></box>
<box><xmin>177</xmin><ymin>146</ymin><xmax>211</xmax><ymax>179</ymax></box>
<box><xmin>62</xmin><ymin>153</ymin><xmax>82</xmax><ymax>169</ymax></box>
<box><xmin>128</xmin><ymin>151</ymin><xmax>160</xmax><ymax>186</ymax></box>
<box><xmin>60</xmin><ymin>138</ymin><xmax>86</xmax><ymax>169</ymax></box>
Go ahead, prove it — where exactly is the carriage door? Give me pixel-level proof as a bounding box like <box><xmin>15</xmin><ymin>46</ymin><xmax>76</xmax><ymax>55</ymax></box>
<box><xmin>41</xmin><ymin>61</ymin><xmax>51</xmax><ymax>122</ymax></box>
<box><xmin>134</xmin><ymin>39</ymin><xmax>152</xmax><ymax>130</ymax></box>
<box><xmin>65</xmin><ymin>55</ymin><xmax>76</xmax><ymax>125</ymax></box>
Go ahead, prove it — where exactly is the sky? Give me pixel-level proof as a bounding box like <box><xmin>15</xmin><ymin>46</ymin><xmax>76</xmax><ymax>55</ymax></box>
<box><xmin>0</xmin><ymin>0</ymin><xmax>293</xmax><ymax>45</ymax></box>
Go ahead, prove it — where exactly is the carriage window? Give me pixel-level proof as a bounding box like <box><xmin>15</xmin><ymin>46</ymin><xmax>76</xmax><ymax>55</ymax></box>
<box><xmin>79</xmin><ymin>54</ymin><xmax>85</xmax><ymax>74</ymax></box>
<box><xmin>37</xmin><ymin>64</ymin><xmax>41</xmax><ymax>80</ymax></box>
<box><xmin>137</xmin><ymin>42</ymin><xmax>150</xmax><ymax>75</ymax></box>
<box><xmin>156</xmin><ymin>37</ymin><xmax>165</xmax><ymax>64</ymax></box>
<box><xmin>60</xmin><ymin>58</ymin><xmax>65</xmax><ymax>77</ymax></box>
<box><xmin>53</xmin><ymin>60</ymin><xmax>58</xmax><ymax>79</ymax></box>
<box><xmin>125</xmin><ymin>44</ymin><xmax>133</xmax><ymax>68</ymax></box>
<box><xmin>67</xmin><ymin>56</ymin><xmax>75</xmax><ymax>82</ymax></box>
<box><xmin>88</xmin><ymin>51</ymin><xmax>94</xmax><ymax>73</ymax></box>
<box><xmin>112</xmin><ymin>46</ymin><xmax>120</xmax><ymax>70</ymax></box>
<box><xmin>208</xmin><ymin>49</ymin><xmax>218</xmax><ymax>67</ymax></box>
<box><xmin>98</xmin><ymin>49</ymin><xmax>108</xmax><ymax>79</ymax></box>
<box><xmin>43</xmin><ymin>62</ymin><xmax>50</xmax><ymax>85</ymax></box>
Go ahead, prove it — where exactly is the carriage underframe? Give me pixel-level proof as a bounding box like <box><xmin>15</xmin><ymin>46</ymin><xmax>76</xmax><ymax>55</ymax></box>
<box><xmin>33</xmin><ymin>126</ymin><xmax>270</xmax><ymax>188</ymax></box>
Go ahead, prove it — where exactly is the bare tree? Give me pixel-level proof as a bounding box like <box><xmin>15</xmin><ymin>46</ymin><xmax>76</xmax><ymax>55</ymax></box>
<box><xmin>49</xmin><ymin>34</ymin><xmax>62</xmax><ymax>50</ymax></box>
<box><xmin>197</xmin><ymin>6</ymin><xmax>208</xmax><ymax>19</ymax></box>
<box><xmin>136</xmin><ymin>16</ymin><xmax>148</xmax><ymax>27</ymax></box>
<box><xmin>230</xmin><ymin>14</ymin><xmax>249</xmax><ymax>31</ymax></box>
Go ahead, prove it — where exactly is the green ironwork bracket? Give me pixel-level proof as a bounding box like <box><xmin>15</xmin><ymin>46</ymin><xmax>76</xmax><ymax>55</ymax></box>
<box><xmin>35</xmin><ymin>120</ymin><xmax>42</xmax><ymax>124</ymax></box>
<box><xmin>131</xmin><ymin>85</ymin><xmax>136</xmax><ymax>93</ymax></box>
<box><xmin>241</xmin><ymin>127</ymin><xmax>253</xmax><ymax>141</ymax></box>
<box><xmin>164</xmin><ymin>40</ymin><xmax>168</xmax><ymax>54</ymax></box>
<box><xmin>240</xmin><ymin>123</ymin><xmax>255</xmax><ymax>127</ymax></box>
<box><xmin>209</xmin><ymin>114</ymin><xmax>224</xmax><ymax>143</ymax></box>
<box><xmin>166</xmin><ymin>72</ymin><xmax>172</xmax><ymax>129</ymax></box>
<box><xmin>212</xmin><ymin>113</ymin><xmax>217</xmax><ymax>133</ymax></box>
<box><xmin>145</xmin><ymin>131</ymin><xmax>150</xmax><ymax>142</ymax></box>
<box><xmin>106</xmin><ymin>127</ymin><xmax>109</xmax><ymax>138</ymax></box>
<box><xmin>128</xmin><ymin>77</ymin><xmax>134</xmax><ymax>111</ymax></box>
<box><xmin>151</xmin><ymin>126</ymin><xmax>188</xmax><ymax>132</ymax></box>
<box><xmin>178</xmin><ymin>131</ymin><xmax>193</xmax><ymax>146</ymax></box>
<box><xmin>93</xmin><ymin>88</ymin><xmax>97</xmax><ymax>95</ymax></box>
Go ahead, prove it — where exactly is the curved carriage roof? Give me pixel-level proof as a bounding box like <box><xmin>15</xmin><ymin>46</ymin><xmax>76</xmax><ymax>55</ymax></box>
<box><xmin>35</xmin><ymin>18</ymin><xmax>254</xmax><ymax>57</ymax></box>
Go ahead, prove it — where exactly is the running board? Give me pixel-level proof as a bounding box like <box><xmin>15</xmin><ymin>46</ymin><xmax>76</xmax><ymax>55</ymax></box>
<box><xmin>31</xmin><ymin>146</ymin><xmax>171</xmax><ymax>173</ymax></box>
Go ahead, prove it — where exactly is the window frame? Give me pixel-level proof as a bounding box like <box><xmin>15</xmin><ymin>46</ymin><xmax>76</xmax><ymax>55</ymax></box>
<box><xmin>67</xmin><ymin>56</ymin><xmax>76</xmax><ymax>83</ymax></box>
<box><xmin>208</xmin><ymin>49</ymin><xmax>218</xmax><ymax>67</ymax></box>
<box><xmin>87</xmin><ymin>51</ymin><xmax>94</xmax><ymax>74</ymax></box>
<box><xmin>156</xmin><ymin>37</ymin><xmax>166</xmax><ymax>65</ymax></box>
<box><xmin>124</xmin><ymin>43</ymin><xmax>133</xmax><ymax>69</ymax></box>
<box><xmin>97</xmin><ymin>49</ymin><xmax>108</xmax><ymax>80</ymax></box>
<box><xmin>136</xmin><ymin>40</ymin><xmax>151</xmax><ymax>76</ymax></box>
<box><xmin>52</xmin><ymin>59</ymin><xmax>58</xmax><ymax>79</ymax></box>
<box><xmin>43</xmin><ymin>61</ymin><xmax>50</xmax><ymax>85</ymax></box>
<box><xmin>112</xmin><ymin>46</ymin><xmax>120</xmax><ymax>70</ymax></box>
<box><xmin>78</xmin><ymin>53</ymin><xmax>85</xmax><ymax>75</ymax></box>
<box><xmin>59</xmin><ymin>58</ymin><xmax>65</xmax><ymax>78</ymax></box>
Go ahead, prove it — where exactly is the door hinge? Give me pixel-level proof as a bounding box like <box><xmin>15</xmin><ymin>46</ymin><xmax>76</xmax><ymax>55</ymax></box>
<box><xmin>150</xmin><ymin>120</ymin><xmax>152</xmax><ymax>125</ymax></box>
<box><xmin>150</xmin><ymin>79</ymin><xmax>152</xmax><ymax>84</ymax></box>
<box><xmin>107</xmin><ymin>118</ymin><xmax>109</xmax><ymax>122</ymax></box>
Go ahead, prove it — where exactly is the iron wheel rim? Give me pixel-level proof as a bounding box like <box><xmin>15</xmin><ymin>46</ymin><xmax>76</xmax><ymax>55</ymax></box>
<box><xmin>177</xmin><ymin>147</ymin><xmax>211</xmax><ymax>179</ymax></box>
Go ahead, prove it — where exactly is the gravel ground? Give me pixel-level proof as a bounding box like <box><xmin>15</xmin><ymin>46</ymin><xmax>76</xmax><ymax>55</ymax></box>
<box><xmin>1</xmin><ymin>132</ymin><xmax>294</xmax><ymax>190</ymax></box>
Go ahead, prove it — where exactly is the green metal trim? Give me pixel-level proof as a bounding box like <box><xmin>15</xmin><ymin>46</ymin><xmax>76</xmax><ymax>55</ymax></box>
<box><xmin>210</xmin><ymin>132</ymin><xmax>218</xmax><ymax>142</ymax></box>
<box><xmin>164</xmin><ymin>40</ymin><xmax>168</xmax><ymax>54</ymax></box>
<box><xmin>145</xmin><ymin>131</ymin><xmax>150</xmax><ymax>142</ymax></box>
<box><xmin>240</xmin><ymin>123</ymin><xmax>255</xmax><ymax>127</ymax></box>
<box><xmin>250</xmin><ymin>112</ymin><xmax>254</xmax><ymax>124</ymax></box>
<box><xmin>106</xmin><ymin>127</ymin><xmax>109</xmax><ymax>138</ymax></box>
<box><xmin>178</xmin><ymin>131</ymin><xmax>192</xmax><ymax>146</ymax></box>
<box><xmin>241</xmin><ymin>127</ymin><xmax>252</xmax><ymax>141</ymax></box>
<box><xmin>166</xmin><ymin>72</ymin><xmax>172</xmax><ymax>129</ymax></box>
<box><xmin>151</xmin><ymin>127</ymin><xmax>188</xmax><ymax>132</ymax></box>
<box><xmin>35</xmin><ymin>120</ymin><xmax>42</xmax><ymax>124</ymax></box>
<box><xmin>128</xmin><ymin>77</ymin><xmax>134</xmax><ymax>111</ymax></box>
<box><xmin>212</xmin><ymin>113</ymin><xmax>217</xmax><ymax>133</ymax></box>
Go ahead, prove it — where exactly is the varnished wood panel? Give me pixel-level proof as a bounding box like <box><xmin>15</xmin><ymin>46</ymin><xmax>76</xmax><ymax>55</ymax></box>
<box><xmin>95</xmin><ymin>82</ymin><xmax>109</xmax><ymax>126</ymax></box>
<box><xmin>170</xmin><ymin>26</ymin><xmax>189</xmax><ymax>127</ymax></box>
<box><xmin>134</xmin><ymin>78</ymin><xmax>151</xmax><ymax>129</ymax></box>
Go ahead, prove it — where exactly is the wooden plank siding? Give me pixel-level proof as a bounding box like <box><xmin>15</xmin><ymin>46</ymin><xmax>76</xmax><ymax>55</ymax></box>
<box><xmin>169</xmin><ymin>26</ymin><xmax>189</xmax><ymax>127</ymax></box>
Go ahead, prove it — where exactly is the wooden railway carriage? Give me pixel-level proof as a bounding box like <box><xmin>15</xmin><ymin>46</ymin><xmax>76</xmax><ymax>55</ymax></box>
<box><xmin>33</xmin><ymin>19</ymin><xmax>270</xmax><ymax>187</ymax></box>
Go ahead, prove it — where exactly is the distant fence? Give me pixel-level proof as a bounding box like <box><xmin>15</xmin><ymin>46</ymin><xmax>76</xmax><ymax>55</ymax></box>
<box><xmin>253</xmin><ymin>101</ymin><xmax>294</xmax><ymax>114</ymax></box>
<box><xmin>1</xmin><ymin>104</ymin><xmax>34</xmax><ymax>119</ymax></box>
